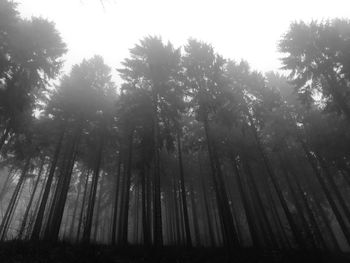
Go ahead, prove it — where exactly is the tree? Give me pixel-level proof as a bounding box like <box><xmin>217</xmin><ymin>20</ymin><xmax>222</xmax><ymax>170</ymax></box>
<box><xmin>280</xmin><ymin>19</ymin><xmax>350</xmax><ymax>121</ymax></box>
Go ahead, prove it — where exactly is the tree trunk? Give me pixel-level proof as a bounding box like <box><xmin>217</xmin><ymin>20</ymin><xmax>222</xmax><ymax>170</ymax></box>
<box><xmin>203</xmin><ymin>116</ymin><xmax>238</xmax><ymax>249</ymax></box>
<box><xmin>0</xmin><ymin>158</ymin><xmax>30</xmax><ymax>240</ymax></box>
<box><xmin>244</xmin><ymin>161</ymin><xmax>276</xmax><ymax>247</ymax></box>
<box><xmin>82</xmin><ymin>135</ymin><xmax>104</xmax><ymax>243</ymax></box>
<box><xmin>76</xmin><ymin>171</ymin><xmax>90</xmax><ymax>243</ymax></box>
<box><xmin>197</xmin><ymin>152</ymin><xmax>214</xmax><ymax>247</ymax></box>
<box><xmin>152</xmin><ymin>92</ymin><xmax>163</xmax><ymax>248</ymax></box>
<box><xmin>18</xmin><ymin>158</ymin><xmax>45</xmax><ymax>239</ymax></box>
<box><xmin>69</xmin><ymin>173</ymin><xmax>83</xmax><ymax>240</ymax></box>
<box><xmin>231</xmin><ymin>158</ymin><xmax>261</xmax><ymax>247</ymax></box>
<box><xmin>189</xmin><ymin>183</ymin><xmax>200</xmax><ymax>246</ymax></box>
<box><xmin>284</xmin><ymin>155</ymin><xmax>328</xmax><ymax>250</ymax></box>
<box><xmin>282</xmin><ymin>164</ymin><xmax>317</xmax><ymax>249</ymax></box>
<box><xmin>93</xmin><ymin>175</ymin><xmax>105</xmax><ymax>242</ymax></box>
<box><xmin>31</xmin><ymin>128</ymin><xmax>65</xmax><ymax>240</ymax></box>
<box><xmin>176</xmin><ymin>132</ymin><xmax>192</xmax><ymax>247</ymax></box>
<box><xmin>111</xmin><ymin>153</ymin><xmax>122</xmax><ymax>245</ymax></box>
<box><xmin>247</xmin><ymin>114</ymin><xmax>307</xmax><ymax>249</ymax></box>
<box><xmin>120</xmin><ymin>129</ymin><xmax>134</xmax><ymax>245</ymax></box>
<box><xmin>0</xmin><ymin>167</ymin><xmax>16</xmax><ymax>203</ymax></box>
<box><xmin>299</xmin><ymin>139</ymin><xmax>350</xmax><ymax>246</ymax></box>
<box><xmin>45</xmin><ymin>124</ymin><xmax>81</xmax><ymax>241</ymax></box>
<box><xmin>141</xmin><ymin>165</ymin><xmax>150</xmax><ymax>246</ymax></box>
<box><xmin>173</xmin><ymin>175</ymin><xmax>181</xmax><ymax>245</ymax></box>
<box><xmin>316</xmin><ymin>154</ymin><xmax>350</xmax><ymax>222</ymax></box>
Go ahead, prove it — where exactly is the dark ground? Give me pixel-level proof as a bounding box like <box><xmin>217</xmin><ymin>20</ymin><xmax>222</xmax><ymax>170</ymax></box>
<box><xmin>0</xmin><ymin>241</ymin><xmax>349</xmax><ymax>263</ymax></box>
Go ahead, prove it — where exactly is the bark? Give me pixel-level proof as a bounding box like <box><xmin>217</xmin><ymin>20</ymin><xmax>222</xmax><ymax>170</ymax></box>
<box><xmin>111</xmin><ymin>153</ymin><xmax>122</xmax><ymax>245</ymax></box>
<box><xmin>69</xmin><ymin>173</ymin><xmax>83</xmax><ymax>240</ymax></box>
<box><xmin>152</xmin><ymin>93</ymin><xmax>163</xmax><ymax>248</ymax></box>
<box><xmin>0</xmin><ymin>158</ymin><xmax>30</xmax><ymax>240</ymax></box>
<box><xmin>244</xmin><ymin>161</ymin><xmax>278</xmax><ymax>247</ymax></box>
<box><xmin>285</xmin><ymin>157</ymin><xmax>328</xmax><ymax>250</ymax></box>
<box><xmin>316</xmin><ymin>154</ymin><xmax>350</xmax><ymax>222</ymax></box>
<box><xmin>197</xmin><ymin>153</ymin><xmax>214</xmax><ymax>247</ymax></box>
<box><xmin>300</xmin><ymin>139</ymin><xmax>350</xmax><ymax>245</ymax></box>
<box><xmin>82</xmin><ymin>135</ymin><xmax>104</xmax><ymax>243</ymax></box>
<box><xmin>247</xmin><ymin>114</ymin><xmax>307</xmax><ymax>249</ymax></box>
<box><xmin>0</xmin><ymin>167</ymin><xmax>16</xmax><ymax>203</ymax></box>
<box><xmin>27</xmin><ymin>169</ymin><xmax>48</xmax><ymax>238</ymax></box>
<box><xmin>176</xmin><ymin>132</ymin><xmax>192</xmax><ymax>247</ymax></box>
<box><xmin>203</xmin><ymin>116</ymin><xmax>238</xmax><ymax>248</ymax></box>
<box><xmin>93</xmin><ymin>175</ymin><xmax>105</xmax><ymax>242</ymax></box>
<box><xmin>282</xmin><ymin>165</ymin><xmax>317</xmax><ymax>249</ymax></box>
<box><xmin>141</xmin><ymin>165</ymin><xmax>151</xmax><ymax>246</ymax></box>
<box><xmin>189</xmin><ymin>183</ymin><xmax>200</xmax><ymax>246</ymax></box>
<box><xmin>172</xmin><ymin>176</ymin><xmax>181</xmax><ymax>245</ymax></box>
<box><xmin>18</xmin><ymin>158</ymin><xmax>45</xmax><ymax>239</ymax></box>
<box><xmin>231</xmin><ymin>158</ymin><xmax>261</xmax><ymax>247</ymax></box>
<box><xmin>76</xmin><ymin>171</ymin><xmax>90</xmax><ymax>243</ymax></box>
<box><xmin>120</xmin><ymin>129</ymin><xmax>134</xmax><ymax>245</ymax></box>
<box><xmin>45</xmin><ymin>127</ymin><xmax>79</xmax><ymax>241</ymax></box>
<box><xmin>264</xmin><ymin>177</ymin><xmax>292</xmax><ymax>249</ymax></box>
<box><xmin>31</xmin><ymin>128</ymin><xmax>65</xmax><ymax>240</ymax></box>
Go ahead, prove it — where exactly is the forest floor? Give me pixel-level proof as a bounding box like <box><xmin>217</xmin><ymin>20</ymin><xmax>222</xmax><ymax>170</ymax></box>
<box><xmin>0</xmin><ymin>241</ymin><xmax>349</xmax><ymax>263</ymax></box>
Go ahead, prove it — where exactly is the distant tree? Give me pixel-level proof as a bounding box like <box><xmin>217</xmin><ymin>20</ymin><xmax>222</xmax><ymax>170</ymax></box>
<box><xmin>0</xmin><ymin>0</ymin><xmax>66</xmax><ymax>152</ymax></box>
<box><xmin>280</xmin><ymin>19</ymin><xmax>350</xmax><ymax>121</ymax></box>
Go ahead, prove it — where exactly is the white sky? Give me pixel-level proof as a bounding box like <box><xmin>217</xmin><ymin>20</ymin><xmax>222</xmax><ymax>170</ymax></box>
<box><xmin>17</xmin><ymin>0</ymin><xmax>350</xmax><ymax>81</ymax></box>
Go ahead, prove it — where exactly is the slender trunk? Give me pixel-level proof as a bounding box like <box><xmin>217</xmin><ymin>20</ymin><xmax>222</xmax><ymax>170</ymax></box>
<box><xmin>317</xmin><ymin>154</ymin><xmax>350</xmax><ymax>222</ymax></box>
<box><xmin>146</xmin><ymin>166</ymin><xmax>152</xmax><ymax>243</ymax></box>
<box><xmin>76</xmin><ymin>171</ymin><xmax>90</xmax><ymax>243</ymax></box>
<box><xmin>111</xmin><ymin>153</ymin><xmax>122</xmax><ymax>245</ymax></box>
<box><xmin>198</xmin><ymin>153</ymin><xmax>215</xmax><ymax>247</ymax></box>
<box><xmin>244</xmin><ymin>161</ymin><xmax>278</xmax><ymax>247</ymax></box>
<box><xmin>0</xmin><ymin>158</ymin><xmax>30</xmax><ymax>240</ymax></box>
<box><xmin>247</xmin><ymin>114</ymin><xmax>306</xmax><ymax>249</ymax></box>
<box><xmin>177</xmin><ymin>132</ymin><xmax>192</xmax><ymax>247</ymax></box>
<box><xmin>0</xmin><ymin>167</ymin><xmax>15</xmax><ymax>203</ymax></box>
<box><xmin>226</xmin><ymin>180</ymin><xmax>243</xmax><ymax>246</ymax></box>
<box><xmin>299</xmin><ymin>139</ymin><xmax>350</xmax><ymax>245</ymax></box>
<box><xmin>27</xmin><ymin>169</ymin><xmax>49</xmax><ymax>238</ymax></box>
<box><xmin>264</xmin><ymin>177</ymin><xmax>292</xmax><ymax>249</ymax></box>
<box><xmin>121</xmin><ymin>130</ymin><xmax>134</xmax><ymax>245</ymax></box>
<box><xmin>231</xmin><ymin>158</ymin><xmax>261</xmax><ymax>247</ymax></box>
<box><xmin>83</xmin><ymin>136</ymin><xmax>104</xmax><ymax>243</ymax></box>
<box><xmin>189</xmin><ymin>183</ymin><xmax>200</xmax><ymax>246</ymax></box>
<box><xmin>173</xmin><ymin>176</ymin><xmax>181</xmax><ymax>245</ymax></box>
<box><xmin>93</xmin><ymin>175</ymin><xmax>105</xmax><ymax>242</ymax></box>
<box><xmin>152</xmin><ymin>93</ymin><xmax>163</xmax><ymax>248</ymax></box>
<box><xmin>284</xmin><ymin>156</ymin><xmax>328</xmax><ymax>250</ymax></box>
<box><xmin>283</xmin><ymin>165</ymin><xmax>317</xmax><ymax>249</ymax></box>
<box><xmin>69</xmin><ymin>173</ymin><xmax>83</xmax><ymax>240</ymax></box>
<box><xmin>302</xmin><ymin>170</ymin><xmax>342</xmax><ymax>251</ymax></box>
<box><xmin>31</xmin><ymin>128</ymin><xmax>65</xmax><ymax>240</ymax></box>
<box><xmin>203</xmin><ymin>116</ymin><xmax>238</xmax><ymax>248</ymax></box>
<box><xmin>45</xmin><ymin>129</ymin><xmax>79</xmax><ymax>242</ymax></box>
<box><xmin>141</xmin><ymin>165</ymin><xmax>150</xmax><ymax>246</ymax></box>
<box><xmin>18</xmin><ymin>158</ymin><xmax>45</xmax><ymax>239</ymax></box>
<box><xmin>117</xmin><ymin>161</ymin><xmax>127</xmax><ymax>244</ymax></box>
<box><xmin>177</xmin><ymin>180</ymin><xmax>186</xmax><ymax>245</ymax></box>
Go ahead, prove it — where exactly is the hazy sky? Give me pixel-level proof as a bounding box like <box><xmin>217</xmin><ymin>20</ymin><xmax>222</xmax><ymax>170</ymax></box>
<box><xmin>17</xmin><ymin>0</ymin><xmax>349</xmax><ymax>80</ymax></box>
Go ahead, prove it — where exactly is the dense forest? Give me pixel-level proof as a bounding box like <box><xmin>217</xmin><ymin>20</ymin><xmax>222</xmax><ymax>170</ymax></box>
<box><xmin>1</xmin><ymin>0</ymin><xmax>350</xmax><ymax>262</ymax></box>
